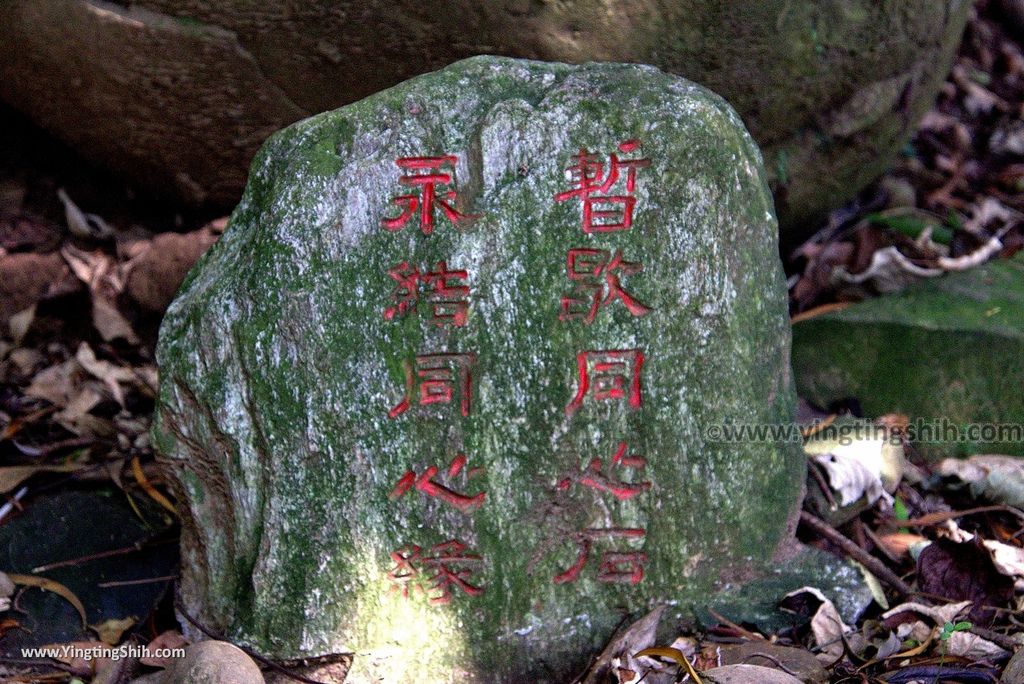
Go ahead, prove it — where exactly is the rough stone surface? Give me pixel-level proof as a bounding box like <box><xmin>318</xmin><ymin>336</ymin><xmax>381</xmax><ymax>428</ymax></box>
<box><xmin>793</xmin><ymin>256</ymin><xmax>1024</xmax><ymax>457</ymax></box>
<box><xmin>700</xmin><ymin>546</ymin><xmax>872</xmax><ymax>635</ymax></box>
<box><xmin>158</xmin><ymin>640</ymin><xmax>265</xmax><ymax>684</ymax></box>
<box><xmin>153</xmin><ymin>57</ymin><xmax>803</xmax><ymax>683</ymax></box>
<box><xmin>704</xmin><ymin>664</ymin><xmax>804</xmax><ymax>684</ymax></box>
<box><xmin>0</xmin><ymin>0</ymin><xmax>970</xmax><ymax>235</ymax></box>
<box><xmin>717</xmin><ymin>643</ymin><xmax>828</xmax><ymax>684</ymax></box>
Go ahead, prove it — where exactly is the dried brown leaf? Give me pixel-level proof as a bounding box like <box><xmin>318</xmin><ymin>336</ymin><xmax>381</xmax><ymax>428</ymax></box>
<box><xmin>8</xmin><ymin>572</ymin><xmax>88</xmax><ymax>628</ymax></box>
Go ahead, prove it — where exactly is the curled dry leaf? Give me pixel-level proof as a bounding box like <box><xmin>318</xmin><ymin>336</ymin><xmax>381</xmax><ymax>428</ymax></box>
<box><xmin>882</xmin><ymin>600</ymin><xmax>973</xmax><ymax>641</ymax></box>
<box><xmin>8</xmin><ymin>305</ymin><xmax>36</xmax><ymax>345</ymax></box>
<box><xmin>57</xmin><ymin>188</ymin><xmax>114</xmax><ymax>240</ymax></box>
<box><xmin>131</xmin><ymin>456</ymin><xmax>176</xmax><ymax>515</ymax></box>
<box><xmin>92</xmin><ymin>616</ymin><xmax>135</xmax><ymax>646</ymax></box>
<box><xmin>7</xmin><ymin>572</ymin><xmax>88</xmax><ymax>628</ymax></box>
<box><xmin>939</xmin><ymin>455</ymin><xmax>1024</xmax><ymax>507</ymax></box>
<box><xmin>54</xmin><ymin>386</ymin><xmax>105</xmax><ymax>437</ymax></box>
<box><xmin>882</xmin><ymin>601</ymin><xmax>1008</xmax><ymax>660</ymax></box>
<box><xmin>7</xmin><ymin>347</ymin><xmax>44</xmax><ymax>377</ymax></box>
<box><xmin>0</xmin><ymin>463</ymin><xmax>84</xmax><ymax>494</ymax></box>
<box><xmin>633</xmin><ymin>646</ymin><xmax>703</xmax><ymax>683</ymax></box>
<box><xmin>945</xmin><ymin>629</ymin><xmax>1012</xmax><ymax>660</ymax></box>
<box><xmin>76</xmin><ymin>343</ymin><xmax>129</xmax><ymax>406</ymax></box>
<box><xmin>25</xmin><ymin>357</ymin><xmax>82</xmax><ymax>408</ymax></box>
<box><xmin>805</xmin><ymin>434</ymin><xmax>902</xmax><ymax>507</ymax></box>
<box><xmin>581</xmin><ymin>606</ymin><xmax>666</xmax><ymax>684</ymax></box>
<box><xmin>875</xmin><ymin>532</ymin><xmax>929</xmax><ymax>558</ymax></box>
<box><xmin>61</xmin><ymin>244</ymin><xmax>139</xmax><ymax>344</ymax></box>
<box><xmin>780</xmin><ymin>587</ymin><xmax>851</xmax><ymax>664</ymax></box>
<box><xmin>982</xmin><ymin>540</ymin><xmax>1024</xmax><ymax>583</ymax></box>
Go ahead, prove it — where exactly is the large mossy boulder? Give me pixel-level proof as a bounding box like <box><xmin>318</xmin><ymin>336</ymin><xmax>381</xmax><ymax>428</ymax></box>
<box><xmin>0</xmin><ymin>0</ymin><xmax>969</xmax><ymax>235</ymax></box>
<box><xmin>793</xmin><ymin>256</ymin><xmax>1024</xmax><ymax>457</ymax></box>
<box><xmin>153</xmin><ymin>57</ymin><xmax>803</xmax><ymax>683</ymax></box>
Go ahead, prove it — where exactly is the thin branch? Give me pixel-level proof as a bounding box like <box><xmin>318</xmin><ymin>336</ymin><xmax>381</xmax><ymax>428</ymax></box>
<box><xmin>799</xmin><ymin>511</ymin><xmax>913</xmax><ymax>598</ymax></box>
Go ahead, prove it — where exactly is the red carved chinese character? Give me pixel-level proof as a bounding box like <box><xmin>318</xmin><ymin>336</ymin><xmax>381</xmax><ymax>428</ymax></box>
<box><xmin>566</xmin><ymin>349</ymin><xmax>644</xmax><ymax>415</ymax></box>
<box><xmin>381</xmin><ymin>156</ymin><xmax>479</xmax><ymax>234</ymax></box>
<box><xmin>383</xmin><ymin>262</ymin><xmax>420</xmax><ymax>321</ymax></box>
<box><xmin>421</xmin><ymin>539</ymin><xmax>485</xmax><ymax>605</ymax></box>
<box><xmin>561</xmin><ymin>248</ymin><xmax>652</xmax><ymax>323</ymax></box>
<box><xmin>597</xmin><ymin>551</ymin><xmax>648</xmax><ymax>584</ymax></box>
<box><xmin>422</xmin><ymin>261</ymin><xmax>470</xmax><ymax>327</ymax></box>
<box><xmin>557</xmin><ymin>441</ymin><xmax>652</xmax><ymax>501</ymax></box>
<box><xmin>383</xmin><ymin>261</ymin><xmax>470</xmax><ymax>327</ymax></box>
<box><xmin>553</xmin><ymin>528</ymin><xmax>647</xmax><ymax>585</ymax></box>
<box><xmin>390</xmin><ymin>454</ymin><xmax>486</xmax><ymax>512</ymax></box>
<box><xmin>386</xmin><ymin>539</ymin><xmax>485</xmax><ymax>604</ymax></box>
<box><xmin>554</xmin><ymin>140</ymin><xmax>651</xmax><ymax>233</ymax></box>
<box><xmin>386</xmin><ymin>545</ymin><xmax>424</xmax><ymax>599</ymax></box>
<box><xmin>389</xmin><ymin>352</ymin><xmax>476</xmax><ymax>418</ymax></box>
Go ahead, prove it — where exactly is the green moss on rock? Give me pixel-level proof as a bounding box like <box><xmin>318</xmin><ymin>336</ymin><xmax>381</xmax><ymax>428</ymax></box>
<box><xmin>793</xmin><ymin>256</ymin><xmax>1024</xmax><ymax>457</ymax></box>
<box><xmin>154</xmin><ymin>56</ymin><xmax>803</xmax><ymax>683</ymax></box>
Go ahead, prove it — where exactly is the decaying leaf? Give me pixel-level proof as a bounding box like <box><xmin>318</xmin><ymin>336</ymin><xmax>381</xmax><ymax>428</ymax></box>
<box><xmin>780</xmin><ymin>587</ymin><xmax>851</xmax><ymax>663</ymax></box>
<box><xmin>61</xmin><ymin>244</ymin><xmax>139</xmax><ymax>344</ymax></box>
<box><xmin>75</xmin><ymin>343</ymin><xmax>131</xmax><ymax>406</ymax></box>
<box><xmin>982</xmin><ymin>540</ymin><xmax>1024</xmax><ymax>585</ymax></box>
<box><xmin>7</xmin><ymin>572</ymin><xmax>88</xmax><ymax>628</ymax></box>
<box><xmin>92</xmin><ymin>297</ymin><xmax>139</xmax><ymax>345</ymax></box>
<box><xmin>0</xmin><ymin>463</ymin><xmax>84</xmax><ymax>494</ymax></box>
<box><xmin>7</xmin><ymin>347</ymin><xmax>44</xmax><ymax>376</ymax></box>
<box><xmin>580</xmin><ymin>606</ymin><xmax>667</xmax><ymax>684</ymax></box>
<box><xmin>57</xmin><ymin>188</ymin><xmax>114</xmax><ymax>240</ymax></box>
<box><xmin>881</xmin><ymin>600</ymin><xmax>1008</xmax><ymax>660</ymax></box>
<box><xmin>24</xmin><ymin>358</ymin><xmax>83</xmax><ymax>408</ymax></box>
<box><xmin>917</xmin><ymin>538</ymin><xmax>1015</xmax><ymax>624</ymax></box>
<box><xmin>875</xmin><ymin>532</ymin><xmax>929</xmax><ymax>558</ymax></box>
<box><xmin>701</xmin><ymin>663</ymin><xmax>803</xmax><ymax>684</ymax></box>
<box><xmin>805</xmin><ymin>434</ymin><xmax>902</xmax><ymax>507</ymax></box>
<box><xmin>634</xmin><ymin>646</ymin><xmax>704</xmax><ymax>683</ymax></box>
<box><xmin>8</xmin><ymin>305</ymin><xmax>36</xmax><ymax>345</ymax></box>
<box><xmin>92</xmin><ymin>616</ymin><xmax>136</xmax><ymax>646</ymax></box>
<box><xmin>939</xmin><ymin>455</ymin><xmax>1024</xmax><ymax>507</ymax></box>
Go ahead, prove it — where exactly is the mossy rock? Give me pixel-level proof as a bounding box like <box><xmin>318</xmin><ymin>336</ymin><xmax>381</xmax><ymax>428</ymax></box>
<box><xmin>793</xmin><ymin>257</ymin><xmax>1024</xmax><ymax>457</ymax></box>
<box><xmin>0</xmin><ymin>0</ymin><xmax>969</xmax><ymax>235</ymax></box>
<box><xmin>153</xmin><ymin>56</ymin><xmax>803</xmax><ymax>683</ymax></box>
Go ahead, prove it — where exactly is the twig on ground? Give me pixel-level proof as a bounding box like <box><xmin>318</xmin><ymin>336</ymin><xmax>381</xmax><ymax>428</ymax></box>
<box><xmin>799</xmin><ymin>511</ymin><xmax>913</xmax><ymax>598</ymax></box>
